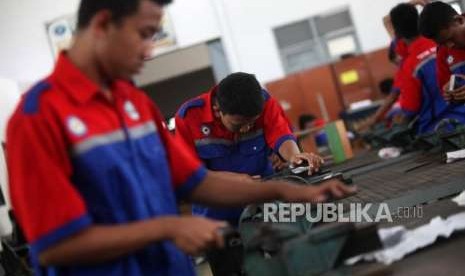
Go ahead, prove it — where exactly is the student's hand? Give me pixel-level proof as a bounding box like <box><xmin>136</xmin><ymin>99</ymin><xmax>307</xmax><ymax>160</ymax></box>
<box><xmin>391</xmin><ymin>113</ymin><xmax>408</xmax><ymax>125</ymax></box>
<box><xmin>289</xmin><ymin>152</ymin><xmax>325</xmax><ymax>175</ymax></box>
<box><xmin>357</xmin><ymin>116</ymin><xmax>376</xmax><ymax>132</ymax></box>
<box><xmin>443</xmin><ymin>74</ymin><xmax>465</xmax><ymax>102</ymax></box>
<box><xmin>281</xmin><ymin>179</ymin><xmax>357</xmax><ymax>203</ymax></box>
<box><xmin>270</xmin><ymin>153</ymin><xmax>287</xmax><ymax>171</ymax></box>
<box><xmin>167</xmin><ymin>217</ymin><xmax>227</xmax><ymax>255</ymax></box>
<box><xmin>444</xmin><ymin>80</ymin><xmax>454</xmax><ymax>101</ymax></box>
<box><xmin>445</xmin><ymin>86</ymin><xmax>465</xmax><ymax>102</ymax></box>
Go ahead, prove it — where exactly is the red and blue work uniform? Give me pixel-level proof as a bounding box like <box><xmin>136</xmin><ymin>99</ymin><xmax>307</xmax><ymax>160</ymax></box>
<box><xmin>437</xmin><ymin>45</ymin><xmax>465</xmax><ymax>93</ymax></box>
<box><xmin>391</xmin><ymin>38</ymin><xmax>409</xmax><ymax>61</ymax></box>
<box><xmin>7</xmin><ymin>53</ymin><xmax>207</xmax><ymax>276</ymax></box>
<box><xmin>385</xmin><ymin>52</ymin><xmax>405</xmax><ymax>122</ymax></box>
<box><xmin>375</xmin><ymin>39</ymin><xmax>406</xmax><ymax>125</ymax></box>
<box><xmin>390</xmin><ymin>38</ymin><xmax>409</xmax><ymax>95</ymax></box>
<box><xmin>397</xmin><ymin>37</ymin><xmax>465</xmax><ymax>134</ymax></box>
<box><xmin>174</xmin><ymin>87</ymin><xmax>295</xmax><ymax>225</ymax></box>
<box><xmin>383</xmin><ymin>72</ymin><xmax>405</xmax><ymax>125</ymax></box>
<box><xmin>391</xmin><ymin>69</ymin><xmax>404</xmax><ymax>94</ymax></box>
<box><xmin>436</xmin><ymin>13</ymin><xmax>465</xmax><ymax>93</ymax></box>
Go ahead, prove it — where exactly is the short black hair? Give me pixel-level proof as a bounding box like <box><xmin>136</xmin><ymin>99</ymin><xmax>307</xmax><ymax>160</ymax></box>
<box><xmin>77</xmin><ymin>0</ymin><xmax>172</xmax><ymax>29</ymax></box>
<box><xmin>390</xmin><ymin>3</ymin><xmax>420</xmax><ymax>39</ymax></box>
<box><xmin>216</xmin><ymin>72</ymin><xmax>265</xmax><ymax>117</ymax></box>
<box><xmin>419</xmin><ymin>2</ymin><xmax>458</xmax><ymax>40</ymax></box>
<box><xmin>379</xmin><ymin>78</ymin><xmax>394</xmax><ymax>95</ymax></box>
<box><xmin>298</xmin><ymin>114</ymin><xmax>316</xmax><ymax>130</ymax></box>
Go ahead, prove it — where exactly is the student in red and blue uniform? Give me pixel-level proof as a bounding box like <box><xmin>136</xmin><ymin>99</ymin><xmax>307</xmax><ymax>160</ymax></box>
<box><xmin>175</xmin><ymin>73</ymin><xmax>325</xmax><ymax>226</ymax></box>
<box><xmin>6</xmin><ymin>1</ymin><xmax>355</xmax><ymax>276</ymax></box>
<box><xmin>420</xmin><ymin>1</ymin><xmax>465</xmax><ymax>102</ymax></box>
<box><xmin>388</xmin><ymin>3</ymin><xmax>465</xmax><ymax>134</ymax></box>
<box><xmin>298</xmin><ymin>114</ymin><xmax>327</xmax><ymax>147</ymax></box>
<box><xmin>358</xmin><ymin>40</ymin><xmax>406</xmax><ymax>131</ymax></box>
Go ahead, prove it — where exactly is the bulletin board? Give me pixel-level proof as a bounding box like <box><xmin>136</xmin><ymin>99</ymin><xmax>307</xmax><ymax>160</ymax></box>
<box><xmin>45</xmin><ymin>12</ymin><xmax>177</xmax><ymax>60</ymax></box>
<box><xmin>45</xmin><ymin>14</ymin><xmax>77</xmax><ymax>59</ymax></box>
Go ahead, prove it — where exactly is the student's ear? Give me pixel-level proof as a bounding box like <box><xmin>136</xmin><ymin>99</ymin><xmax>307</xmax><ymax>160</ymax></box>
<box><xmin>89</xmin><ymin>10</ymin><xmax>113</xmax><ymax>37</ymax></box>
<box><xmin>454</xmin><ymin>15</ymin><xmax>465</xmax><ymax>26</ymax></box>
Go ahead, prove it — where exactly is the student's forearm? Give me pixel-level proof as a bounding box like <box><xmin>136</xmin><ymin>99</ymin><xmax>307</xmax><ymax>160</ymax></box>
<box><xmin>373</xmin><ymin>93</ymin><xmax>399</xmax><ymax>122</ymax></box>
<box><xmin>190</xmin><ymin>171</ymin><xmax>356</xmax><ymax>206</ymax></box>
<box><xmin>39</xmin><ymin>216</ymin><xmax>179</xmax><ymax>266</ymax></box>
<box><xmin>278</xmin><ymin>139</ymin><xmax>301</xmax><ymax>161</ymax></box>
<box><xmin>189</xmin><ymin>171</ymin><xmax>284</xmax><ymax>207</ymax></box>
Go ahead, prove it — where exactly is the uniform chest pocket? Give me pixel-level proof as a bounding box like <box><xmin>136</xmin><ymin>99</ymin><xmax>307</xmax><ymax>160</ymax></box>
<box><xmin>239</xmin><ymin>136</ymin><xmax>267</xmax><ymax>156</ymax></box>
<box><xmin>138</xmin><ymin>134</ymin><xmax>168</xmax><ymax>162</ymax></box>
<box><xmin>196</xmin><ymin>143</ymin><xmax>232</xmax><ymax>159</ymax></box>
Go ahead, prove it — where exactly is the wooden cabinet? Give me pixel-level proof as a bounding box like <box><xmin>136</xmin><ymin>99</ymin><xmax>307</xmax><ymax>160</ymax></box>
<box><xmin>331</xmin><ymin>55</ymin><xmax>376</xmax><ymax>108</ymax></box>
<box><xmin>266</xmin><ymin>74</ymin><xmax>305</xmax><ymax>127</ymax></box>
<box><xmin>365</xmin><ymin>47</ymin><xmax>398</xmax><ymax>98</ymax></box>
<box><xmin>265</xmin><ymin>47</ymin><xmax>395</xmax><ymax>128</ymax></box>
<box><xmin>298</xmin><ymin>65</ymin><xmax>344</xmax><ymax>122</ymax></box>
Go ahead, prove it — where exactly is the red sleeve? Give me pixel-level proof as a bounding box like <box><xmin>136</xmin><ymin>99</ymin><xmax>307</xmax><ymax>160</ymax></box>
<box><xmin>395</xmin><ymin>39</ymin><xmax>409</xmax><ymax>59</ymax></box>
<box><xmin>262</xmin><ymin>96</ymin><xmax>297</xmax><ymax>152</ymax></box>
<box><xmin>6</xmin><ymin>104</ymin><xmax>91</xmax><ymax>254</ymax></box>
<box><xmin>398</xmin><ymin>66</ymin><xmax>422</xmax><ymax>116</ymax></box>
<box><xmin>148</xmin><ymin>101</ymin><xmax>207</xmax><ymax>200</ymax></box>
<box><xmin>174</xmin><ymin>114</ymin><xmax>197</xmax><ymax>156</ymax></box>
<box><xmin>436</xmin><ymin>46</ymin><xmax>452</xmax><ymax>95</ymax></box>
<box><xmin>392</xmin><ymin>68</ymin><xmax>403</xmax><ymax>94</ymax></box>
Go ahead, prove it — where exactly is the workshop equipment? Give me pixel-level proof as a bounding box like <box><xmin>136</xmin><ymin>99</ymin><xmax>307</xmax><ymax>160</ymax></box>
<box><xmin>241</xmin><ymin>222</ymin><xmax>381</xmax><ymax>276</ymax></box>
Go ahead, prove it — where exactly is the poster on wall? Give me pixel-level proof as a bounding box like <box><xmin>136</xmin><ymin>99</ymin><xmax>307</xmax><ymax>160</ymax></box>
<box><xmin>46</xmin><ymin>15</ymin><xmax>77</xmax><ymax>59</ymax></box>
<box><xmin>149</xmin><ymin>13</ymin><xmax>178</xmax><ymax>58</ymax></box>
<box><xmin>45</xmin><ymin>12</ymin><xmax>177</xmax><ymax>61</ymax></box>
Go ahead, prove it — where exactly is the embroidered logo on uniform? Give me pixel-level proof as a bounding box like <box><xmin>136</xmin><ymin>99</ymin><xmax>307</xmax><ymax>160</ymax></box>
<box><xmin>448</xmin><ymin>55</ymin><xmax>455</xmax><ymax>65</ymax></box>
<box><xmin>201</xmin><ymin>125</ymin><xmax>211</xmax><ymax>136</ymax></box>
<box><xmin>67</xmin><ymin>116</ymin><xmax>87</xmax><ymax>137</ymax></box>
<box><xmin>124</xmin><ymin>100</ymin><xmax>140</xmax><ymax>121</ymax></box>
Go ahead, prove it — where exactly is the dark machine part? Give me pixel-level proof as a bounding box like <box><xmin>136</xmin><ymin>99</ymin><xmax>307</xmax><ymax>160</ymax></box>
<box><xmin>363</xmin><ymin>117</ymin><xmax>465</xmax><ymax>154</ymax></box>
<box><xmin>362</xmin><ymin>122</ymin><xmax>417</xmax><ymax>150</ymax></box>
<box><xmin>238</xmin><ymin>161</ymin><xmax>377</xmax><ymax>276</ymax></box>
<box><xmin>0</xmin><ymin>242</ymin><xmax>32</xmax><ymax>276</ymax></box>
<box><xmin>207</xmin><ymin>227</ymin><xmax>245</xmax><ymax>276</ymax></box>
<box><xmin>439</xmin><ymin>124</ymin><xmax>465</xmax><ymax>155</ymax></box>
<box><xmin>336</xmin><ymin>147</ymin><xmax>465</xmax><ymax>221</ymax></box>
<box><xmin>264</xmin><ymin>159</ymin><xmax>353</xmax><ymax>186</ymax></box>
<box><xmin>239</xmin><ymin>121</ymin><xmax>465</xmax><ymax>276</ymax></box>
<box><xmin>241</xmin><ymin>222</ymin><xmax>382</xmax><ymax>276</ymax></box>
<box><xmin>410</xmin><ymin>118</ymin><xmax>465</xmax><ymax>153</ymax></box>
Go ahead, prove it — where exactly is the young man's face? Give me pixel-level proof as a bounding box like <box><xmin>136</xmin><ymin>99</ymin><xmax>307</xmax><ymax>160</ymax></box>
<box><xmin>219</xmin><ymin>113</ymin><xmax>260</xmax><ymax>134</ymax></box>
<box><xmin>96</xmin><ymin>0</ymin><xmax>162</xmax><ymax>80</ymax></box>
<box><xmin>437</xmin><ymin>16</ymin><xmax>465</xmax><ymax>49</ymax></box>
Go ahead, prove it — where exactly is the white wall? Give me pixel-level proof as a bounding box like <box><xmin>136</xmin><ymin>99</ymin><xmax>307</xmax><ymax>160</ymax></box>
<box><xmin>168</xmin><ymin>0</ymin><xmax>220</xmax><ymax>47</ymax></box>
<box><xmin>0</xmin><ymin>0</ymin><xmax>81</xmax><ymax>88</ymax></box>
<box><xmin>0</xmin><ymin>78</ymin><xmax>21</xmax><ymax>208</ymax></box>
<box><xmin>216</xmin><ymin>0</ymin><xmax>405</xmax><ymax>83</ymax></box>
<box><xmin>0</xmin><ymin>78</ymin><xmax>21</xmax><ymax>142</ymax></box>
<box><xmin>0</xmin><ymin>0</ymin><xmax>404</xmax><ymax>87</ymax></box>
<box><xmin>135</xmin><ymin>43</ymin><xmax>211</xmax><ymax>86</ymax></box>
<box><xmin>0</xmin><ymin>0</ymin><xmax>220</xmax><ymax>88</ymax></box>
